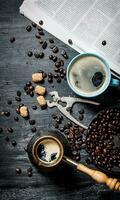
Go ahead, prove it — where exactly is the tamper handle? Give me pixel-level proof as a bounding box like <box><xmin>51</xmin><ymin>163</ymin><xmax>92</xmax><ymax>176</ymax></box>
<box><xmin>77</xmin><ymin>163</ymin><xmax>120</xmax><ymax>191</ymax></box>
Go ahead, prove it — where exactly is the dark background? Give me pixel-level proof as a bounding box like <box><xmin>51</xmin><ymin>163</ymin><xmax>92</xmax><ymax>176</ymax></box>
<box><xmin>0</xmin><ymin>0</ymin><xmax>120</xmax><ymax>199</ymax></box>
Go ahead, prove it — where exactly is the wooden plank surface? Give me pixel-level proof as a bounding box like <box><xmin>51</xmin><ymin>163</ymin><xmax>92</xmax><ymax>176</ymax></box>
<box><xmin>0</xmin><ymin>0</ymin><xmax>120</xmax><ymax>199</ymax></box>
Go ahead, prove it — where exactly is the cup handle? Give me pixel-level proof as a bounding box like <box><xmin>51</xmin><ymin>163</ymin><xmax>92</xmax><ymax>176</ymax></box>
<box><xmin>110</xmin><ymin>78</ymin><xmax>120</xmax><ymax>87</ymax></box>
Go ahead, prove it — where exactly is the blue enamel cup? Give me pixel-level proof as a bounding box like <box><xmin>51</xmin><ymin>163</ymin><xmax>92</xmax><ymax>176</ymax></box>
<box><xmin>67</xmin><ymin>53</ymin><xmax>120</xmax><ymax>98</ymax></box>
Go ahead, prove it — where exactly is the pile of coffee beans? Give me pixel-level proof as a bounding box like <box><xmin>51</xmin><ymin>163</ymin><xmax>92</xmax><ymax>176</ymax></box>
<box><xmin>52</xmin><ymin>113</ymin><xmax>86</xmax><ymax>162</ymax></box>
<box><xmin>86</xmin><ymin>107</ymin><xmax>120</xmax><ymax>171</ymax></box>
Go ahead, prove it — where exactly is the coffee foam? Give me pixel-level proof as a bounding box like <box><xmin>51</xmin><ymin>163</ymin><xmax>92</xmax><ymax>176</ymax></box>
<box><xmin>69</xmin><ymin>56</ymin><xmax>106</xmax><ymax>93</ymax></box>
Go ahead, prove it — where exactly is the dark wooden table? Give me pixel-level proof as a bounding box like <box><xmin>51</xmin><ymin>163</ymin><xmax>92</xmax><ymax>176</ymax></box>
<box><xmin>0</xmin><ymin>0</ymin><xmax>120</xmax><ymax>199</ymax></box>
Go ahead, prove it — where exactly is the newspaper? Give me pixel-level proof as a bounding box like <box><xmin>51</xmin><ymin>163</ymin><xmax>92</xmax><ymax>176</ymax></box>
<box><xmin>20</xmin><ymin>0</ymin><xmax>120</xmax><ymax>79</ymax></box>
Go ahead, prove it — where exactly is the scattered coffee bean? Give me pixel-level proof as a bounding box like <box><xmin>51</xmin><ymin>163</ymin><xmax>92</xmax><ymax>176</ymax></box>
<box><xmin>61</xmin><ymin>50</ymin><xmax>68</xmax><ymax>59</ymax></box>
<box><xmin>7</xmin><ymin>128</ymin><xmax>13</xmax><ymax>133</ymax></box>
<box><xmin>37</xmin><ymin>26</ymin><xmax>43</xmax><ymax>31</ymax></box>
<box><xmin>68</xmin><ymin>39</ymin><xmax>73</xmax><ymax>45</ymax></box>
<box><xmin>27</xmin><ymin>171</ymin><xmax>32</xmax><ymax>177</ymax></box>
<box><xmin>39</xmin><ymin>20</ymin><xmax>43</xmax><ymax>25</ymax></box>
<box><xmin>57</xmin><ymin>77</ymin><xmax>61</xmax><ymax>83</ymax></box>
<box><xmin>14</xmin><ymin>116</ymin><xmax>19</xmax><ymax>121</ymax></box>
<box><xmin>5</xmin><ymin>136</ymin><xmax>10</xmax><ymax>142</ymax></box>
<box><xmin>32</xmin><ymin>105</ymin><xmax>37</xmax><ymax>110</ymax></box>
<box><xmin>27</xmin><ymin>51</ymin><xmax>33</xmax><ymax>57</ymax></box>
<box><xmin>39</xmin><ymin>52</ymin><xmax>44</xmax><ymax>58</ymax></box>
<box><xmin>49</xmin><ymin>55</ymin><xmax>53</xmax><ymax>60</ymax></box>
<box><xmin>52</xmin><ymin>113</ymin><xmax>57</xmax><ymax>119</ymax></box>
<box><xmin>7</xmin><ymin>100</ymin><xmax>12</xmax><ymax>105</ymax></box>
<box><xmin>32</xmin><ymin>22</ymin><xmax>37</xmax><ymax>28</ymax></box>
<box><xmin>10</xmin><ymin>36</ymin><xmax>15</xmax><ymax>43</ymax></box>
<box><xmin>39</xmin><ymin>31</ymin><xmax>44</xmax><ymax>35</ymax></box>
<box><xmin>54</xmin><ymin>74</ymin><xmax>59</xmax><ymax>79</ymax></box>
<box><xmin>49</xmin><ymin>38</ymin><xmax>54</xmax><ymax>43</ymax></box>
<box><xmin>102</xmin><ymin>40</ymin><xmax>107</xmax><ymax>46</ymax></box>
<box><xmin>16</xmin><ymin>91</ymin><xmax>21</xmax><ymax>97</ymax></box>
<box><xmin>26</xmin><ymin>81</ymin><xmax>32</xmax><ymax>87</ymax></box>
<box><xmin>0</xmin><ymin>127</ymin><xmax>3</xmax><ymax>133</ymax></box>
<box><xmin>31</xmin><ymin>127</ymin><xmax>36</xmax><ymax>133</ymax></box>
<box><xmin>59</xmin><ymin>127</ymin><xmax>64</xmax><ymax>132</ymax></box>
<box><xmin>15</xmin><ymin>96</ymin><xmax>21</xmax><ymax>102</ymax></box>
<box><xmin>39</xmin><ymin>39</ymin><xmax>43</xmax><ymax>44</ymax></box>
<box><xmin>34</xmin><ymin>51</ymin><xmax>40</xmax><ymax>59</ymax></box>
<box><xmin>19</xmin><ymin>103</ymin><xmax>24</xmax><ymax>108</ymax></box>
<box><xmin>48</xmin><ymin>77</ymin><xmax>53</xmax><ymax>83</ymax></box>
<box><xmin>52</xmin><ymin>56</ymin><xmax>57</xmax><ymax>62</ymax></box>
<box><xmin>4</xmin><ymin>111</ymin><xmax>10</xmax><ymax>116</ymax></box>
<box><xmin>29</xmin><ymin>119</ymin><xmax>36</xmax><ymax>125</ymax></box>
<box><xmin>16</xmin><ymin>168</ymin><xmax>22</xmax><ymax>174</ymax></box>
<box><xmin>12</xmin><ymin>140</ymin><xmax>17</xmax><ymax>147</ymax></box>
<box><xmin>48</xmin><ymin>72</ymin><xmax>53</xmax><ymax>78</ymax></box>
<box><xmin>79</xmin><ymin>115</ymin><xmax>84</xmax><ymax>121</ymax></box>
<box><xmin>27</xmin><ymin>167</ymin><xmax>32</xmax><ymax>173</ymax></box>
<box><xmin>42</xmin><ymin>41</ymin><xmax>47</xmax><ymax>49</ymax></box>
<box><xmin>52</xmin><ymin>46</ymin><xmax>59</xmax><ymax>53</ymax></box>
<box><xmin>49</xmin><ymin>44</ymin><xmax>55</xmax><ymax>49</ymax></box>
<box><xmin>16</xmin><ymin>108</ymin><xmax>20</xmax><ymax>114</ymax></box>
<box><xmin>35</xmin><ymin>33</ymin><xmax>41</xmax><ymax>39</ymax></box>
<box><xmin>42</xmin><ymin>72</ymin><xmax>47</xmax><ymax>78</ymax></box>
<box><xmin>26</xmin><ymin>25</ymin><xmax>32</xmax><ymax>32</ymax></box>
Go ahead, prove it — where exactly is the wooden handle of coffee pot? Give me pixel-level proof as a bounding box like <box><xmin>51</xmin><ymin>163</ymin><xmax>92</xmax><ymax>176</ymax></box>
<box><xmin>77</xmin><ymin>163</ymin><xmax>120</xmax><ymax>191</ymax></box>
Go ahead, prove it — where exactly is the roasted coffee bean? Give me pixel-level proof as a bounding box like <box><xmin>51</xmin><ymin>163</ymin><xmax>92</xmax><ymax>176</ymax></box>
<box><xmin>102</xmin><ymin>40</ymin><xmax>107</xmax><ymax>46</ymax></box>
<box><xmin>32</xmin><ymin>105</ymin><xmax>37</xmax><ymax>110</ymax></box>
<box><xmin>29</xmin><ymin>119</ymin><xmax>36</xmax><ymax>125</ymax></box>
<box><xmin>42</xmin><ymin>72</ymin><xmax>47</xmax><ymax>78</ymax></box>
<box><xmin>59</xmin><ymin>127</ymin><xmax>64</xmax><ymax>132</ymax></box>
<box><xmin>16</xmin><ymin>168</ymin><xmax>22</xmax><ymax>174</ymax></box>
<box><xmin>32</xmin><ymin>22</ymin><xmax>37</xmax><ymax>28</ymax></box>
<box><xmin>16</xmin><ymin>91</ymin><xmax>21</xmax><ymax>97</ymax></box>
<box><xmin>60</xmin><ymin>74</ymin><xmax>64</xmax><ymax>78</ymax></box>
<box><xmin>27</xmin><ymin>51</ymin><xmax>33</xmax><ymax>57</ymax></box>
<box><xmin>52</xmin><ymin>113</ymin><xmax>57</xmax><ymax>119</ymax></box>
<box><xmin>48</xmin><ymin>77</ymin><xmax>53</xmax><ymax>83</ymax></box>
<box><xmin>29</xmin><ymin>85</ymin><xmax>34</xmax><ymax>91</ymax></box>
<box><xmin>16</xmin><ymin>108</ymin><xmax>20</xmax><ymax>114</ymax></box>
<box><xmin>31</xmin><ymin>127</ymin><xmax>36</xmax><ymax>133</ymax></box>
<box><xmin>15</xmin><ymin>96</ymin><xmax>21</xmax><ymax>102</ymax></box>
<box><xmin>52</xmin><ymin>56</ymin><xmax>57</xmax><ymax>62</ymax></box>
<box><xmin>12</xmin><ymin>140</ymin><xmax>17</xmax><ymax>147</ymax></box>
<box><xmin>39</xmin><ymin>31</ymin><xmax>44</xmax><ymax>35</ymax></box>
<box><xmin>35</xmin><ymin>33</ymin><xmax>41</xmax><ymax>39</ymax></box>
<box><xmin>52</xmin><ymin>46</ymin><xmax>59</xmax><ymax>53</ymax></box>
<box><xmin>54</xmin><ymin>68</ymin><xmax>59</xmax><ymax>72</ymax></box>
<box><xmin>39</xmin><ymin>52</ymin><xmax>44</xmax><ymax>58</ymax></box>
<box><xmin>7</xmin><ymin>128</ymin><xmax>13</xmax><ymax>133</ymax></box>
<box><xmin>49</xmin><ymin>38</ymin><xmax>54</xmax><ymax>43</ymax></box>
<box><xmin>14</xmin><ymin>116</ymin><xmax>19</xmax><ymax>121</ymax></box>
<box><xmin>30</xmin><ymin>91</ymin><xmax>34</xmax><ymax>97</ymax></box>
<box><xmin>68</xmin><ymin>39</ymin><xmax>73</xmax><ymax>45</ymax></box>
<box><xmin>56</xmin><ymin>118</ymin><xmax>62</xmax><ymax>124</ymax></box>
<box><xmin>49</xmin><ymin>44</ymin><xmax>55</xmax><ymax>49</ymax></box>
<box><xmin>59</xmin><ymin>116</ymin><xmax>63</xmax><ymax>121</ymax></box>
<box><xmin>0</xmin><ymin>127</ymin><xmax>3</xmax><ymax>133</ymax></box>
<box><xmin>34</xmin><ymin>52</ymin><xmax>40</xmax><ymax>59</ymax></box>
<box><xmin>26</xmin><ymin>25</ymin><xmax>32</xmax><ymax>32</ymax></box>
<box><xmin>27</xmin><ymin>171</ymin><xmax>32</xmax><ymax>177</ymax></box>
<box><xmin>48</xmin><ymin>72</ymin><xmax>53</xmax><ymax>78</ymax></box>
<box><xmin>42</xmin><ymin>41</ymin><xmax>47</xmax><ymax>49</ymax></box>
<box><xmin>61</xmin><ymin>50</ymin><xmax>68</xmax><ymax>59</ymax></box>
<box><xmin>7</xmin><ymin>100</ymin><xmax>12</xmax><ymax>105</ymax></box>
<box><xmin>57</xmin><ymin>77</ymin><xmax>61</xmax><ymax>83</ymax></box>
<box><xmin>10</xmin><ymin>36</ymin><xmax>15</xmax><ymax>43</ymax></box>
<box><xmin>39</xmin><ymin>20</ymin><xmax>43</xmax><ymax>25</ymax></box>
<box><xmin>4</xmin><ymin>111</ymin><xmax>10</xmax><ymax>116</ymax></box>
<box><xmin>37</xmin><ymin>25</ymin><xmax>43</xmax><ymax>31</ymax></box>
<box><xmin>49</xmin><ymin>55</ymin><xmax>53</xmax><ymax>60</ymax></box>
<box><xmin>54</xmin><ymin>74</ymin><xmax>59</xmax><ymax>79</ymax></box>
<box><xmin>27</xmin><ymin>167</ymin><xmax>32</xmax><ymax>172</ymax></box>
<box><xmin>5</xmin><ymin>136</ymin><xmax>10</xmax><ymax>142</ymax></box>
<box><xmin>26</xmin><ymin>81</ymin><xmax>32</xmax><ymax>87</ymax></box>
<box><xmin>55</xmin><ymin>62</ymin><xmax>61</xmax><ymax>68</ymax></box>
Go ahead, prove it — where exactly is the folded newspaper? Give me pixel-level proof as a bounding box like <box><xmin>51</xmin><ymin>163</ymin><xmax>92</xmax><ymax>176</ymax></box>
<box><xmin>20</xmin><ymin>0</ymin><xmax>120</xmax><ymax>79</ymax></box>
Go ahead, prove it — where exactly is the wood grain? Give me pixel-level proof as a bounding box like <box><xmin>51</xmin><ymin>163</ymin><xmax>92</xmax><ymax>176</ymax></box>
<box><xmin>0</xmin><ymin>0</ymin><xmax>120</xmax><ymax>199</ymax></box>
